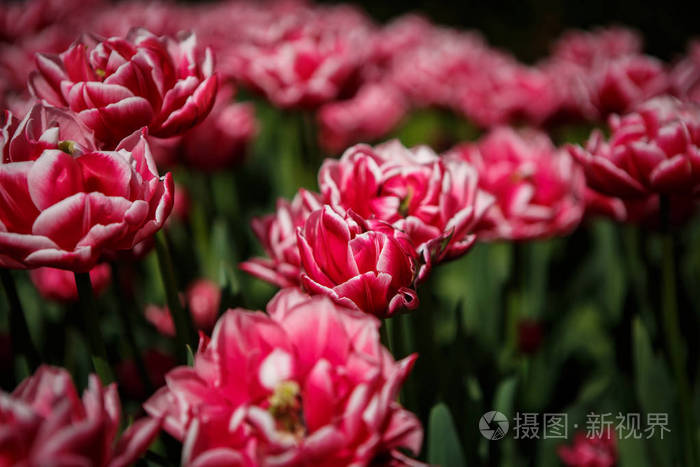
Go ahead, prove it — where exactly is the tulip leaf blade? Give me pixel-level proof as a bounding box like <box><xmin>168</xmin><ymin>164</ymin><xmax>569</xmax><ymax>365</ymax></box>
<box><xmin>428</xmin><ymin>402</ymin><xmax>467</xmax><ymax>467</ymax></box>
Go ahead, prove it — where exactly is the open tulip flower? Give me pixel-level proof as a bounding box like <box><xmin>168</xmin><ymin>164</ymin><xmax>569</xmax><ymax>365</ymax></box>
<box><xmin>569</xmin><ymin>96</ymin><xmax>700</xmax><ymax>198</ymax></box>
<box><xmin>0</xmin><ymin>365</ymin><xmax>160</xmax><ymax>467</ymax></box>
<box><xmin>449</xmin><ymin>127</ymin><xmax>586</xmax><ymax>240</ymax></box>
<box><xmin>241</xmin><ymin>188</ymin><xmax>323</xmax><ymax>289</ymax></box>
<box><xmin>231</xmin><ymin>5</ymin><xmax>372</xmax><ymax>109</ymax></box>
<box><xmin>29</xmin><ymin>27</ymin><xmax>218</xmax><ymax>147</ymax></box>
<box><xmin>297</xmin><ymin>205</ymin><xmax>419</xmax><ymax>317</ymax></box>
<box><xmin>317</xmin><ymin>82</ymin><xmax>407</xmax><ymax>154</ymax></box>
<box><xmin>145</xmin><ymin>288</ymin><xmax>423</xmax><ymax>466</ymax></box>
<box><xmin>319</xmin><ymin>140</ymin><xmax>493</xmax><ymax>270</ymax></box>
<box><xmin>0</xmin><ymin>104</ymin><xmax>173</xmax><ymax>271</ymax></box>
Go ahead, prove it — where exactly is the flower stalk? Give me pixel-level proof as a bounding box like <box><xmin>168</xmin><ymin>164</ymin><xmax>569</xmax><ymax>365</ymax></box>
<box><xmin>659</xmin><ymin>196</ymin><xmax>697</xmax><ymax>467</ymax></box>
<box><xmin>74</xmin><ymin>271</ymin><xmax>114</xmax><ymax>384</ymax></box>
<box><xmin>0</xmin><ymin>269</ymin><xmax>40</xmax><ymax>370</ymax></box>
<box><xmin>155</xmin><ymin>231</ymin><xmax>197</xmax><ymax>360</ymax></box>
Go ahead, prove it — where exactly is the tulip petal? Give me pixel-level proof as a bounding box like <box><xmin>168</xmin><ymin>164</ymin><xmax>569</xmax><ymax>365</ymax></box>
<box><xmin>27</xmin><ymin>150</ymin><xmax>84</xmax><ymax>211</ymax></box>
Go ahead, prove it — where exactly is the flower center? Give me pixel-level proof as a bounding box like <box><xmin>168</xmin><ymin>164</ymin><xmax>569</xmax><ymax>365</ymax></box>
<box><xmin>95</xmin><ymin>68</ymin><xmax>106</xmax><ymax>79</ymax></box>
<box><xmin>398</xmin><ymin>186</ymin><xmax>415</xmax><ymax>217</ymax></box>
<box><xmin>57</xmin><ymin>140</ymin><xmax>77</xmax><ymax>155</ymax></box>
<box><xmin>267</xmin><ymin>381</ymin><xmax>305</xmax><ymax>439</ymax></box>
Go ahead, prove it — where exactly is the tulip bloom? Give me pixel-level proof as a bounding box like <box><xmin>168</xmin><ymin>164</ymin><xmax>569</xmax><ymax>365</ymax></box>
<box><xmin>449</xmin><ymin>127</ymin><xmax>585</xmax><ymax>240</ymax></box>
<box><xmin>319</xmin><ymin>140</ymin><xmax>493</xmax><ymax>269</ymax></box>
<box><xmin>30</xmin><ymin>263</ymin><xmax>111</xmax><ymax>303</ymax></box>
<box><xmin>145</xmin><ymin>288</ymin><xmax>423</xmax><ymax>466</ymax></box>
<box><xmin>240</xmin><ymin>189</ymin><xmax>322</xmax><ymax>288</ymax></box>
<box><xmin>179</xmin><ymin>84</ymin><xmax>257</xmax><ymax>171</ymax></box>
<box><xmin>29</xmin><ymin>27</ymin><xmax>217</xmax><ymax>147</ymax></box>
<box><xmin>145</xmin><ymin>279</ymin><xmax>221</xmax><ymax>336</ymax></box>
<box><xmin>569</xmin><ymin>96</ymin><xmax>700</xmax><ymax>198</ymax></box>
<box><xmin>0</xmin><ymin>365</ymin><xmax>160</xmax><ymax>466</ymax></box>
<box><xmin>558</xmin><ymin>429</ymin><xmax>617</xmax><ymax>467</ymax></box>
<box><xmin>0</xmin><ymin>104</ymin><xmax>173</xmax><ymax>271</ymax></box>
<box><xmin>297</xmin><ymin>206</ymin><xmax>419</xmax><ymax>317</ymax></box>
<box><xmin>231</xmin><ymin>5</ymin><xmax>372</xmax><ymax>109</ymax></box>
<box><xmin>671</xmin><ymin>40</ymin><xmax>700</xmax><ymax>104</ymax></box>
<box><xmin>317</xmin><ymin>82</ymin><xmax>407</xmax><ymax>154</ymax></box>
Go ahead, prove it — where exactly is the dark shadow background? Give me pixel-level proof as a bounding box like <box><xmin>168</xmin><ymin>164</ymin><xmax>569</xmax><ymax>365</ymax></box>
<box><xmin>320</xmin><ymin>0</ymin><xmax>699</xmax><ymax>63</ymax></box>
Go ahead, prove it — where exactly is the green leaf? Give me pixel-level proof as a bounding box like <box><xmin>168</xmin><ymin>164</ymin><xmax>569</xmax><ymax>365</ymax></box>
<box><xmin>186</xmin><ymin>345</ymin><xmax>195</xmax><ymax>367</ymax></box>
<box><xmin>493</xmin><ymin>377</ymin><xmax>518</xmax><ymax>416</ymax></box>
<box><xmin>632</xmin><ymin>317</ymin><xmax>676</xmax><ymax>467</ymax></box>
<box><xmin>428</xmin><ymin>403</ymin><xmax>467</xmax><ymax>467</ymax></box>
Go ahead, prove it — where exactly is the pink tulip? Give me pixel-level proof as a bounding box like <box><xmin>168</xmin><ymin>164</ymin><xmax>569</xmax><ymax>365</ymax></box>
<box><xmin>449</xmin><ymin>127</ymin><xmax>585</xmax><ymax>240</ymax></box>
<box><xmin>145</xmin><ymin>288</ymin><xmax>423</xmax><ymax>466</ymax></box>
<box><xmin>30</xmin><ymin>263</ymin><xmax>111</xmax><ymax>303</ymax></box>
<box><xmin>29</xmin><ymin>27</ymin><xmax>218</xmax><ymax>147</ymax></box>
<box><xmin>231</xmin><ymin>5</ymin><xmax>373</xmax><ymax>109</ymax></box>
<box><xmin>550</xmin><ymin>27</ymin><xmax>643</xmax><ymax>68</ymax></box>
<box><xmin>317</xmin><ymin>82</ymin><xmax>407</xmax><ymax>154</ymax></box>
<box><xmin>545</xmin><ymin>27</ymin><xmax>667</xmax><ymax>119</ymax></box>
<box><xmin>180</xmin><ymin>84</ymin><xmax>257</xmax><ymax>171</ymax></box>
<box><xmin>297</xmin><ymin>206</ymin><xmax>419</xmax><ymax>317</ymax></box>
<box><xmin>457</xmin><ymin>61</ymin><xmax>561</xmax><ymax>127</ymax></box>
<box><xmin>171</xmin><ymin>182</ymin><xmax>192</xmax><ymax>224</ymax></box>
<box><xmin>319</xmin><ymin>140</ymin><xmax>493</xmax><ymax>267</ymax></box>
<box><xmin>145</xmin><ymin>279</ymin><xmax>221</xmax><ymax>337</ymax></box>
<box><xmin>240</xmin><ymin>188</ymin><xmax>323</xmax><ymax>288</ymax></box>
<box><xmin>558</xmin><ymin>429</ymin><xmax>617</xmax><ymax>467</ymax></box>
<box><xmin>569</xmin><ymin>96</ymin><xmax>700</xmax><ymax>198</ymax></box>
<box><xmin>0</xmin><ymin>104</ymin><xmax>173</xmax><ymax>271</ymax></box>
<box><xmin>0</xmin><ymin>365</ymin><xmax>160</xmax><ymax>467</ymax></box>
<box><xmin>671</xmin><ymin>40</ymin><xmax>700</xmax><ymax>104</ymax></box>
<box><xmin>591</xmin><ymin>55</ymin><xmax>669</xmax><ymax>116</ymax></box>
<box><xmin>387</xmin><ymin>26</ymin><xmax>490</xmax><ymax>109</ymax></box>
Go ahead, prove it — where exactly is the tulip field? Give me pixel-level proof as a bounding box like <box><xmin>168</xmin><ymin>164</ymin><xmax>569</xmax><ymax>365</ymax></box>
<box><xmin>1</xmin><ymin>0</ymin><xmax>700</xmax><ymax>466</ymax></box>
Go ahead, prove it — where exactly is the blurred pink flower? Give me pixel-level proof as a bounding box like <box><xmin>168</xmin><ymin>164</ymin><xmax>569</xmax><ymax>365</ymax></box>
<box><xmin>145</xmin><ymin>288</ymin><xmax>423</xmax><ymax>466</ymax></box>
<box><xmin>145</xmin><ymin>279</ymin><xmax>221</xmax><ymax>337</ymax></box>
<box><xmin>558</xmin><ymin>429</ymin><xmax>617</xmax><ymax>467</ymax></box>
<box><xmin>29</xmin><ymin>27</ymin><xmax>217</xmax><ymax>147</ymax></box>
<box><xmin>319</xmin><ymin>140</ymin><xmax>492</xmax><ymax>267</ymax></box>
<box><xmin>569</xmin><ymin>96</ymin><xmax>700</xmax><ymax>197</ymax></box>
<box><xmin>180</xmin><ymin>84</ymin><xmax>257</xmax><ymax>170</ymax></box>
<box><xmin>231</xmin><ymin>5</ymin><xmax>373</xmax><ymax>109</ymax></box>
<box><xmin>171</xmin><ymin>182</ymin><xmax>191</xmax><ymax>225</ymax></box>
<box><xmin>550</xmin><ymin>27</ymin><xmax>643</xmax><ymax>68</ymax></box>
<box><xmin>545</xmin><ymin>27</ymin><xmax>668</xmax><ymax>119</ymax></box>
<box><xmin>0</xmin><ymin>365</ymin><xmax>160</xmax><ymax>467</ymax></box>
<box><xmin>457</xmin><ymin>61</ymin><xmax>561</xmax><ymax>127</ymax></box>
<box><xmin>670</xmin><ymin>40</ymin><xmax>700</xmax><ymax>104</ymax></box>
<box><xmin>449</xmin><ymin>127</ymin><xmax>585</xmax><ymax>240</ymax></box>
<box><xmin>30</xmin><ymin>263</ymin><xmax>111</xmax><ymax>303</ymax></box>
<box><xmin>591</xmin><ymin>55</ymin><xmax>669</xmax><ymax>116</ymax></box>
<box><xmin>241</xmin><ymin>189</ymin><xmax>322</xmax><ymax>288</ymax></box>
<box><xmin>0</xmin><ymin>104</ymin><xmax>173</xmax><ymax>271</ymax></box>
<box><xmin>297</xmin><ymin>206</ymin><xmax>419</xmax><ymax>317</ymax></box>
<box><xmin>318</xmin><ymin>82</ymin><xmax>407</xmax><ymax>154</ymax></box>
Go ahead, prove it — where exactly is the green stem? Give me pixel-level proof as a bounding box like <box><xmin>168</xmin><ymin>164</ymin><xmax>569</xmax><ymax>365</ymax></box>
<box><xmin>380</xmin><ymin>320</ymin><xmax>393</xmax><ymax>354</ymax></box>
<box><xmin>659</xmin><ymin>196</ymin><xmax>697</xmax><ymax>467</ymax></box>
<box><xmin>111</xmin><ymin>262</ymin><xmax>153</xmax><ymax>394</ymax></box>
<box><xmin>0</xmin><ymin>269</ymin><xmax>40</xmax><ymax>370</ymax></box>
<box><xmin>74</xmin><ymin>272</ymin><xmax>114</xmax><ymax>384</ymax></box>
<box><xmin>155</xmin><ymin>231</ymin><xmax>196</xmax><ymax>360</ymax></box>
<box><xmin>300</xmin><ymin>111</ymin><xmax>320</xmax><ymax>163</ymax></box>
<box><xmin>502</xmin><ymin>243</ymin><xmax>525</xmax><ymax>369</ymax></box>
